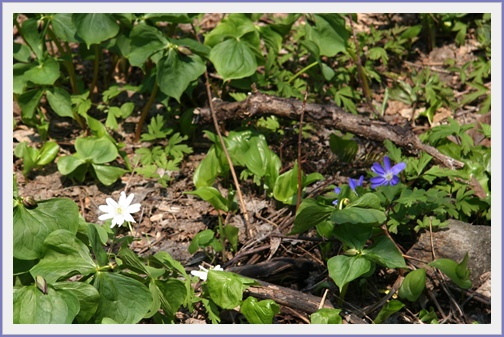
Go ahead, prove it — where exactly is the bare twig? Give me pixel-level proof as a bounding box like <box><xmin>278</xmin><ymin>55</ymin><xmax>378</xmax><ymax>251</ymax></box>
<box><xmin>134</xmin><ymin>82</ymin><xmax>159</xmax><ymax>142</ymax></box>
<box><xmin>296</xmin><ymin>90</ymin><xmax>308</xmax><ymax>211</ymax></box>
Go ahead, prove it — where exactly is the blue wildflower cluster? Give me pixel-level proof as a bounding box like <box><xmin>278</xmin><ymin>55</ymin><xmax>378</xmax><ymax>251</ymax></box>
<box><xmin>333</xmin><ymin>156</ymin><xmax>406</xmax><ymax>206</ymax></box>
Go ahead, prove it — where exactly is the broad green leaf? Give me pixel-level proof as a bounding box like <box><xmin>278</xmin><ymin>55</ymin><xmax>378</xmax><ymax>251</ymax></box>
<box><xmin>46</xmin><ymin>87</ymin><xmax>73</xmax><ymax>118</ymax></box>
<box><xmin>13</xmin><ymin>42</ymin><xmax>31</xmax><ymax>62</ymax></box>
<box><xmin>327</xmin><ymin>255</ymin><xmax>372</xmax><ymax>293</ymax></box>
<box><xmin>18</xmin><ymin>88</ymin><xmax>44</xmax><ymax>122</ymax></box>
<box><xmin>75</xmin><ymin>136</ymin><xmax>118</xmax><ymax>164</ymax></box>
<box><xmin>53</xmin><ymin>281</ymin><xmax>100</xmax><ymax>323</ymax></box>
<box><xmin>186</xmin><ymin>186</ymin><xmax>229</xmax><ymax>212</ymax></box>
<box><xmin>157</xmin><ymin>48</ymin><xmax>206</xmax><ymax>102</ymax></box>
<box><xmin>145</xmin><ymin>281</ymin><xmax>162</xmax><ymax>319</ymax></box>
<box><xmin>87</xmin><ymin>224</ymin><xmax>108</xmax><ymax>267</ymax></box>
<box><xmin>92</xmin><ymin>272</ymin><xmax>153</xmax><ymax>324</ymax></box>
<box><xmin>51</xmin><ymin>13</ymin><xmax>78</xmax><ymax>42</ymax></box>
<box><xmin>204</xmin><ymin>13</ymin><xmax>257</xmax><ymax>46</ymax></box>
<box><xmin>329</xmin><ymin>133</ymin><xmax>358</xmax><ymax>163</ymax></box>
<box><xmin>333</xmin><ymin>223</ymin><xmax>373</xmax><ymax>251</ymax></box>
<box><xmin>14</xmin><ymin>62</ymin><xmax>32</xmax><ymax>94</ymax></box>
<box><xmin>29</xmin><ymin>230</ymin><xmax>96</xmax><ymax>283</ymax></box>
<box><xmin>188</xmin><ymin>229</ymin><xmax>215</xmax><ymax>254</ymax></box>
<box><xmin>152</xmin><ymin>251</ymin><xmax>188</xmax><ymax>277</ymax></box>
<box><xmin>373</xmin><ymin>299</ymin><xmax>405</xmax><ymax>324</ymax></box>
<box><xmin>92</xmin><ymin>164</ymin><xmax>127</xmax><ymax>186</ymax></box>
<box><xmin>398</xmin><ymin>269</ymin><xmax>426</xmax><ymax>302</ymax></box>
<box><xmin>259</xmin><ymin>25</ymin><xmax>282</xmax><ymax>54</ymax></box>
<box><xmin>14</xmin><ymin>198</ymin><xmax>79</xmax><ymax>260</ymax></box>
<box><xmin>310</xmin><ymin>308</ymin><xmax>343</xmax><ymax>324</ymax></box>
<box><xmin>127</xmin><ymin>23</ymin><xmax>168</xmax><ymax>67</ymax></box>
<box><xmin>14</xmin><ymin>286</ymin><xmax>80</xmax><ymax>324</ymax></box>
<box><xmin>429</xmin><ymin>257</ymin><xmax>472</xmax><ymax>289</ymax></box>
<box><xmin>24</xmin><ymin>56</ymin><xmax>60</xmax><ymax>85</ymax></box>
<box><xmin>240</xmin><ymin>297</ymin><xmax>280</xmax><ymax>324</ymax></box>
<box><xmin>57</xmin><ymin>155</ymin><xmax>86</xmax><ymax>175</ymax></box>
<box><xmin>37</xmin><ymin>140</ymin><xmax>59</xmax><ymax>166</ymax></box>
<box><xmin>362</xmin><ymin>235</ymin><xmax>407</xmax><ymax>269</ymax></box>
<box><xmin>290</xmin><ymin>198</ymin><xmax>334</xmax><ymax>235</ymax></box>
<box><xmin>331</xmin><ymin>207</ymin><xmax>386</xmax><ymax>226</ymax></box>
<box><xmin>346</xmin><ymin>193</ymin><xmax>382</xmax><ymax>210</ymax></box>
<box><xmin>73</xmin><ymin>13</ymin><xmax>119</xmax><ymax>47</ymax></box>
<box><xmin>210</xmin><ymin>38</ymin><xmax>257</xmax><ymax>81</ymax></box>
<box><xmin>223</xmin><ymin>225</ymin><xmax>239</xmax><ymax>252</ymax></box>
<box><xmin>206</xmin><ymin>270</ymin><xmax>246</xmax><ymax>309</ymax></box>
<box><xmin>273</xmin><ymin>163</ymin><xmax>299</xmax><ymax>205</ymax></box>
<box><xmin>118</xmin><ymin>245</ymin><xmax>148</xmax><ymax>275</ymax></box>
<box><xmin>155</xmin><ymin>279</ymin><xmax>187</xmax><ymax>316</ymax></box>
<box><xmin>19</xmin><ymin>17</ymin><xmax>44</xmax><ymax>60</ymax></box>
<box><xmin>305</xmin><ymin>14</ymin><xmax>349</xmax><ymax>57</ymax></box>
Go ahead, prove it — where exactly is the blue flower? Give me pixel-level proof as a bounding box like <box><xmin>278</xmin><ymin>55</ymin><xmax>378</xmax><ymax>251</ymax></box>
<box><xmin>332</xmin><ymin>186</ymin><xmax>341</xmax><ymax>205</ymax></box>
<box><xmin>370</xmin><ymin>156</ymin><xmax>406</xmax><ymax>188</ymax></box>
<box><xmin>349</xmin><ymin>175</ymin><xmax>364</xmax><ymax>192</ymax></box>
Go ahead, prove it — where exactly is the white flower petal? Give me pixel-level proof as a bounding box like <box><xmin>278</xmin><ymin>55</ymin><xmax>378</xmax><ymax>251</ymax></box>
<box><xmin>125</xmin><ymin>203</ymin><xmax>141</xmax><ymax>214</ymax></box>
<box><xmin>191</xmin><ymin>270</ymin><xmax>208</xmax><ymax>281</ymax></box>
<box><xmin>122</xmin><ymin>213</ymin><xmax>136</xmax><ymax>223</ymax></box>
<box><xmin>98</xmin><ymin>213</ymin><xmax>114</xmax><ymax>221</ymax></box>
<box><xmin>106</xmin><ymin>197</ymin><xmax>118</xmax><ymax>208</ymax></box>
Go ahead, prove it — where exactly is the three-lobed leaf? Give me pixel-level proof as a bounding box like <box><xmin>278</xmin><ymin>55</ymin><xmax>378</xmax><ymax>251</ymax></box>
<box><xmin>398</xmin><ymin>269</ymin><xmax>426</xmax><ymax>302</ymax></box>
<box><xmin>327</xmin><ymin>255</ymin><xmax>372</xmax><ymax>293</ymax></box>
<box><xmin>240</xmin><ymin>297</ymin><xmax>280</xmax><ymax>324</ymax></box>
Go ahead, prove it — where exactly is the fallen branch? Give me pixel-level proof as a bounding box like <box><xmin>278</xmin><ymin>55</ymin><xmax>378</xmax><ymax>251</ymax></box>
<box><xmin>194</xmin><ymin>92</ymin><xmax>464</xmax><ymax>170</ymax></box>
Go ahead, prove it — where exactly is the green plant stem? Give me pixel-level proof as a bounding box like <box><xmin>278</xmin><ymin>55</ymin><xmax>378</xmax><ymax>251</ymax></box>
<box><xmin>288</xmin><ymin>61</ymin><xmax>318</xmax><ymax>84</ymax></box>
<box><xmin>89</xmin><ymin>44</ymin><xmax>100</xmax><ymax>98</ymax></box>
<box><xmin>134</xmin><ymin>81</ymin><xmax>159</xmax><ymax>142</ymax></box>
<box><xmin>338</xmin><ymin>283</ymin><xmax>349</xmax><ymax>307</ymax></box>
<box><xmin>217</xmin><ymin>213</ymin><xmax>227</xmax><ymax>263</ymax></box>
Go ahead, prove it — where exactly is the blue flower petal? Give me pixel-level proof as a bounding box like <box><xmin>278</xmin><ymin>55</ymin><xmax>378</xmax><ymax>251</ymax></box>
<box><xmin>370</xmin><ymin>176</ymin><xmax>386</xmax><ymax>189</ymax></box>
<box><xmin>390</xmin><ymin>162</ymin><xmax>406</xmax><ymax>175</ymax></box>
<box><xmin>383</xmin><ymin>156</ymin><xmax>391</xmax><ymax>171</ymax></box>
<box><xmin>349</xmin><ymin>178</ymin><xmax>357</xmax><ymax>191</ymax></box>
<box><xmin>371</xmin><ymin>162</ymin><xmax>386</xmax><ymax>175</ymax></box>
<box><xmin>357</xmin><ymin>175</ymin><xmax>364</xmax><ymax>186</ymax></box>
<box><xmin>389</xmin><ymin>175</ymin><xmax>400</xmax><ymax>186</ymax></box>
<box><xmin>332</xmin><ymin>199</ymin><xmax>339</xmax><ymax>205</ymax></box>
<box><xmin>334</xmin><ymin>187</ymin><xmax>341</xmax><ymax>194</ymax></box>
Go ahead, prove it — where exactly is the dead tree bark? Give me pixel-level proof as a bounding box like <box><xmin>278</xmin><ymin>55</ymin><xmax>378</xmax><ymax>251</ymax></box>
<box><xmin>194</xmin><ymin>92</ymin><xmax>464</xmax><ymax>170</ymax></box>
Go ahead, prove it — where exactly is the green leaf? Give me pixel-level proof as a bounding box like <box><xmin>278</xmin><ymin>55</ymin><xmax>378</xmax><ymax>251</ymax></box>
<box><xmin>188</xmin><ymin>229</ymin><xmax>215</xmax><ymax>254</ymax></box>
<box><xmin>92</xmin><ymin>272</ymin><xmax>153</xmax><ymax>323</ymax></box>
<box><xmin>152</xmin><ymin>251</ymin><xmax>188</xmax><ymax>277</ymax></box>
<box><xmin>155</xmin><ymin>279</ymin><xmax>187</xmax><ymax>317</ymax></box>
<box><xmin>57</xmin><ymin>155</ymin><xmax>86</xmax><ymax>176</ymax></box>
<box><xmin>186</xmin><ymin>186</ymin><xmax>229</xmax><ymax>212</ymax></box>
<box><xmin>51</xmin><ymin>13</ymin><xmax>78</xmax><ymax>42</ymax></box>
<box><xmin>29</xmin><ymin>229</ymin><xmax>97</xmax><ymax>283</ymax></box>
<box><xmin>373</xmin><ymin>299</ymin><xmax>405</xmax><ymax>324</ymax></box>
<box><xmin>206</xmin><ymin>270</ymin><xmax>246</xmax><ymax>309</ymax></box>
<box><xmin>92</xmin><ymin>164</ymin><xmax>127</xmax><ymax>186</ymax></box>
<box><xmin>310</xmin><ymin>308</ymin><xmax>343</xmax><ymax>324</ymax></box>
<box><xmin>118</xmin><ymin>245</ymin><xmax>148</xmax><ymax>275</ymax></box>
<box><xmin>73</xmin><ymin>13</ymin><xmax>119</xmax><ymax>47</ymax></box>
<box><xmin>87</xmin><ymin>224</ymin><xmax>108</xmax><ymax>267</ymax></box>
<box><xmin>362</xmin><ymin>235</ymin><xmax>407</xmax><ymax>269</ymax></box>
<box><xmin>157</xmin><ymin>48</ymin><xmax>206</xmax><ymax>102</ymax></box>
<box><xmin>204</xmin><ymin>13</ymin><xmax>257</xmax><ymax>46</ymax></box>
<box><xmin>223</xmin><ymin>225</ymin><xmax>239</xmax><ymax>252</ymax></box>
<box><xmin>331</xmin><ymin>207</ymin><xmax>386</xmax><ymax>226</ymax></box>
<box><xmin>14</xmin><ymin>42</ymin><xmax>32</xmax><ymax>62</ymax></box>
<box><xmin>24</xmin><ymin>56</ymin><xmax>60</xmax><ymax>85</ymax></box>
<box><xmin>333</xmin><ymin>223</ymin><xmax>373</xmax><ymax>251</ymax></box>
<box><xmin>429</xmin><ymin>257</ymin><xmax>472</xmax><ymax>289</ymax></box>
<box><xmin>19</xmin><ymin>17</ymin><xmax>44</xmax><ymax>60</ymax></box>
<box><xmin>327</xmin><ymin>255</ymin><xmax>372</xmax><ymax>293</ymax></box>
<box><xmin>347</xmin><ymin>193</ymin><xmax>382</xmax><ymax>210</ymax></box>
<box><xmin>329</xmin><ymin>133</ymin><xmax>359</xmax><ymax>162</ymax></box>
<box><xmin>290</xmin><ymin>198</ymin><xmax>334</xmax><ymax>235</ymax></box>
<box><xmin>18</xmin><ymin>89</ymin><xmax>44</xmax><ymax>123</ymax></box>
<box><xmin>75</xmin><ymin>136</ymin><xmax>118</xmax><ymax>164</ymax></box>
<box><xmin>14</xmin><ymin>286</ymin><xmax>80</xmax><ymax>323</ymax></box>
<box><xmin>305</xmin><ymin>14</ymin><xmax>349</xmax><ymax>57</ymax></box>
<box><xmin>127</xmin><ymin>23</ymin><xmax>168</xmax><ymax>67</ymax></box>
<box><xmin>37</xmin><ymin>140</ymin><xmax>59</xmax><ymax>166</ymax></box>
<box><xmin>14</xmin><ymin>198</ymin><xmax>79</xmax><ymax>260</ymax></box>
<box><xmin>273</xmin><ymin>163</ymin><xmax>299</xmax><ymax>205</ymax></box>
<box><xmin>210</xmin><ymin>38</ymin><xmax>258</xmax><ymax>81</ymax></box>
<box><xmin>46</xmin><ymin>87</ymin><xmax>73</xmax><ymax>119</ymax></box>
<box><xmin>398</xmin><ymin>269</ymin><xmax>426</xmax><ymax>302</ymax></box>
<box><xmin>53</xmin><ymin>281</ymin><xmax>100</xmax><ymax>323</ymax></box>
<box><xmin>241</xmin><ymin>297</ymin><xmax>280</xmax><ymax>324</ymax></box>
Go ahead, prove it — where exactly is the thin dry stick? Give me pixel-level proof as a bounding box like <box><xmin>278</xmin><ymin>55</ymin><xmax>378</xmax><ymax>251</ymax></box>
<box><xmin>296</xmin><ymin>90</ymin><xmax>308</xmax><ymax>211</ymax></box>
<box><xmin>202</xmin><ymin>74</ymin><xmax>251</xmax><ymax>239</ymax></box>
<box><xmin>318</xmin><ymin>288</ymin><xmax>329</xmax><ymax>310</ymax></box>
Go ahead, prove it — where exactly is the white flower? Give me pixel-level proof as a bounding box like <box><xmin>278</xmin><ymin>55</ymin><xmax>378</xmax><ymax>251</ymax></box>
<box><xmin>190</xmin><ymin>264</ymin><xmax>223</xmax><ymax>281</ymax></box>
<box><xmin>98</xmin><ymin>191</ymin><xmax>141</xmax><ymax>228</ymax></box>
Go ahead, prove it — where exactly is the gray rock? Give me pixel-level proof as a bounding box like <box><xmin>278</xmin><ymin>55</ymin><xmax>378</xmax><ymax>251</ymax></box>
<box><xmin>406</xmin><ymin>219</ymin><xmax>491</xmax><ymax>288</ymax></box>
